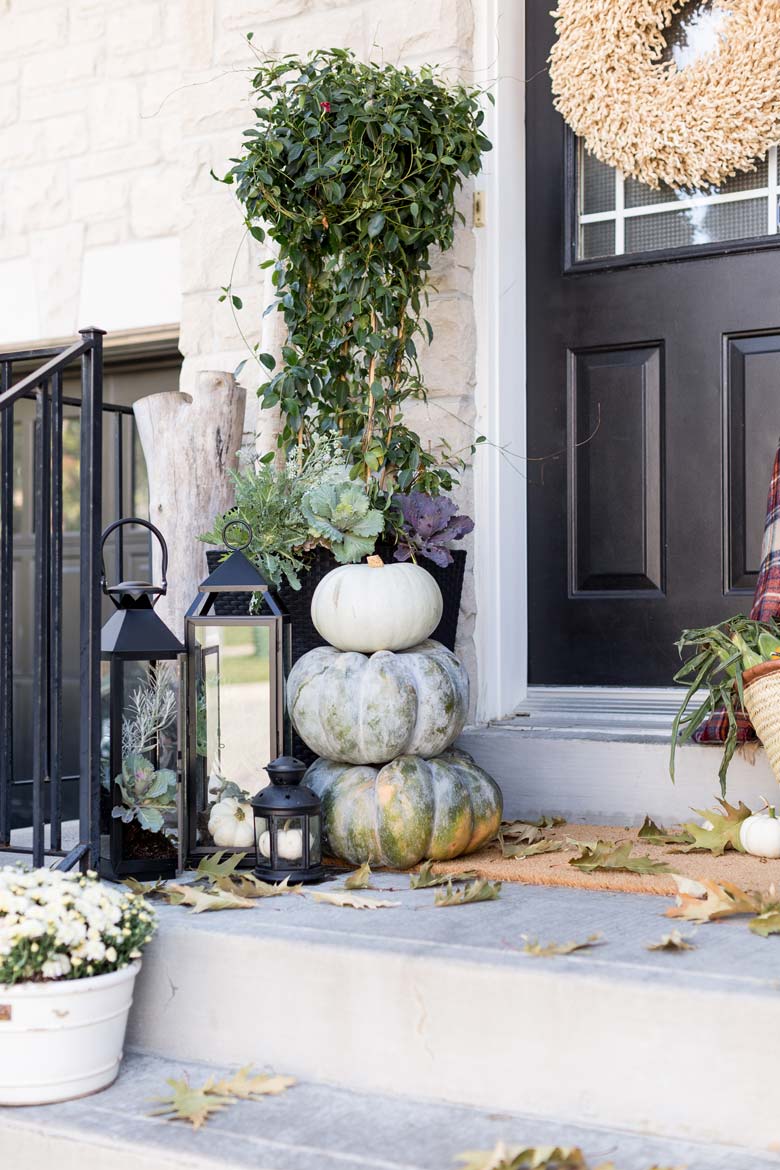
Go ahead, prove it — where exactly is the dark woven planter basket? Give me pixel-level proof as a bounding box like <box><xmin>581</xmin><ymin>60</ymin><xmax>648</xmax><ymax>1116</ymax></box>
<box><xmin>204</xmin><ymin>544</ymin><xmax>467</xmax><ymax>765</ymax></box>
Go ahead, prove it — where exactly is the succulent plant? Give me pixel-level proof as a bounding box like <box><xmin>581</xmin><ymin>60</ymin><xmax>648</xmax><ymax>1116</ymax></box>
<box><xmin>112</xmin><ymin>753</ymin><xmax>177</xmax><ymax>835</ymax></box>
<box><xmin>393</xmin><ymin>491</ymin><xmax>474</xmax><ymax>567</ymax></box>
<box><xmin>301</xmin><ymin>482</ymin><xmax>385</xmax><ymax>563</ymax></box>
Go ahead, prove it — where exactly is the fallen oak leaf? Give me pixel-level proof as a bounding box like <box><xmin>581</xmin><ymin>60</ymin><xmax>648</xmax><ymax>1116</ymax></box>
<box><xmin>665</xmin><ymin>874</ymin><xmax>759</xmax><ymax>923</ymax></box>
<box><xmin>410</xmin><ymin>860</ymin><xmax>479</xmax><ymax>888</ymax></box>
<box><xmin>455</xmin><ymin>1143</ymin><xmax>586</xmax><ymax>1170</ymax></box>
<box><xmin>569</xmin><ymin>840</ymin><xmax>671</xmax><ymax>876</ymax></box>
<box><xmin>521</xmin><ymin>933</ymin><xmax>603</xmax><ymax>957</ymax></box>
<box><xmin>206</xmin><ymin>1065</ymin><xmax>295</xmax><ymax>1100</ymax></box>
<box><xmin>343</xmin><ymin>861</ymin><xmax>373</xmax><ymax>889</ymax></box>
<box><xmin>311</xmin><ymin>889</ymin><xmax>400</xmax><ymax>909</ymax></box>
<box><xmin>637</xmin><ymin>815</ymin><xmax>693</xmax><ymax>847</ymax></box>
<box><xmin>166</xmin><ymin>883</ymin><xmax>254</xmax><ymax>913</ymax></box>
<box><xmin>748</xmin><ymin>905</ymin><xmax>780</xmax><ymax>937</ymax></box>
<box><xmin>502</xmin><ymin>839</ymin><xmax>566</xmax><ymax>860</ymax></box>
<box><xmin>213</xmin><ymin>872</ymin><xmax>303</xmax><ymax>899</ymax></box>
<box><xmin>434</xmin><ymin>878</ymin><xmax>501</xmax><ymax>907</ymax></box>
<box><xmin>195</xmin><ymin>850</ymin><xmax>248</xmax><ymax>880</ymax></box>
<box><xmin>123</xmin><ymin>877</ymin><xmax>169</xmax><ymax>898</ymax></box>
<box><xmin>529</xmin><ymin>815</ymin><xmax>567</xmax><ymax>829</ymax></box>
<box><xmin>498</xmin><ymin>820</ymin><xmax>545</xmax><ymax>846</ymax></box>
<box><xmin>148</xmin><ymin>1075</ymin><xmax>234</xmax><ymax>1129</ymax></box>
<box><xmin>646</xmin><ymin>929</ymin><xmax>696</xmax><ymax>952</ymax></box>
<box><xmin>676</xmin><ymin>798</ymin><xmax>751</xmax><ymax>856</ymax></box>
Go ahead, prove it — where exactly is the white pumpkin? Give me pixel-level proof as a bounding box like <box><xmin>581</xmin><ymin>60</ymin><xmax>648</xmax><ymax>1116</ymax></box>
<box><xmin>311</xmin><ymin>555</ymin><xmax>443</xmax><ymax>653</ymax></box>
<box><xmin>287</xmin><ymin>639</ymin><xmax>469</xmax><ymax>764</ymax></box>
<box><xmin>208</xmin><ymin>797</ymin><xmax>255</xmax><ymax>848</ymax></box>
<box><xmin>739</xmin><ymin>809</ymin><xmax>780</xmax><ymax>858</ymax></box>
<box><xmin>258</xmin><ymin>828</ymin><xmax>303</xmax><ymax>861</ymax></box>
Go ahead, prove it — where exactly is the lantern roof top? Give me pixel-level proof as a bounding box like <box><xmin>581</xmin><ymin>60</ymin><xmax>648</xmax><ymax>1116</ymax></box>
<box><xmin>101</xmin><ymin>606</ymin><xmax>184</xmax><ymax>659</ymax></box>
<box><xmin>199</xmin><ymin>550</ymin><xmax>269</xmax><ymax>593</ymax></box>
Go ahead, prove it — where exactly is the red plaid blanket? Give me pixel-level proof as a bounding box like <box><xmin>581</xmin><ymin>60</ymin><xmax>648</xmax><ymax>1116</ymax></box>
<box><xmin>694</xmin><ymin>441</ymin><xmax>780</xmax><ymax>743</ymax></box>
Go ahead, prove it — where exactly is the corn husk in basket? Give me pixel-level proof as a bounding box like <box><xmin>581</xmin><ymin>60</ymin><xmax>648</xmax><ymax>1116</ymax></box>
<box><xmin>742</xmin><ymin>660</ymin><xmax>780</xmax><ymax>783</ymax></box>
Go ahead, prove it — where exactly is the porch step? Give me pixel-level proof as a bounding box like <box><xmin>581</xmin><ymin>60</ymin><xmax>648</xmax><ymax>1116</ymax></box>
<box><xmin>128</xmin><ymin>875</ymin><xmax>780</xmax><ymax>1152</ymax></box>
<box><xmin>458</xmin><ymin>722</ymin><xmax>775</xmax><ymax>824</ymax></box>
<box><xmin>1</xmin><ymin>1049</ymin><xmax>778</xmax><ymax>1170</ymax></box>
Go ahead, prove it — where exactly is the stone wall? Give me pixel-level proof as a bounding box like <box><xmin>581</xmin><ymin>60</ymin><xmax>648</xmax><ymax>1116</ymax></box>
<box><xmin>0</xmin><ymin>0</ymin><xmax>481</xmax><ymax>691</ymax></box>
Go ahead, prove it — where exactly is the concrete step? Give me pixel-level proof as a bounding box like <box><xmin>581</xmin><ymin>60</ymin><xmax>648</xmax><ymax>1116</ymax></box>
<box><xmin>2</xmin><ymin>1049</ymin><xmax>778</xmax><ymax>1170</ymax></box>
<box><xmin>128</xmin><ymin>873</ymin><xmax>780</xmax><ymax>1151</ymax></box>
<box><xmin>459</xmin><ymin>722</ymin><xmax>774</xmax><ymax>824</ymax></box>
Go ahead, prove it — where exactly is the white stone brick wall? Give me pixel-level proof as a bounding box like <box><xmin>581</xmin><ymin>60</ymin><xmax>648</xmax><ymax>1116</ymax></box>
<box><xmin>0</xmin><ymin>0</ymin><xmax>482</xmax><ymax>692</ymax></box>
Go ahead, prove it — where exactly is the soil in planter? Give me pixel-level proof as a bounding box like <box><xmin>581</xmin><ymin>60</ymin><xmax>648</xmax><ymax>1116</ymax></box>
<box><xmin>121</xmin><ymin>820</ymin><xmax>177</xmax><ymax>861</ymax></box>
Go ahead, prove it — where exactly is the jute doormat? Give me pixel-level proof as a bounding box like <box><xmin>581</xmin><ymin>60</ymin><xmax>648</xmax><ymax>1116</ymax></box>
<box><xmin>408</xmin><ymin>823</ymin><xmax>780</xmax><ymax>897</ymax></box>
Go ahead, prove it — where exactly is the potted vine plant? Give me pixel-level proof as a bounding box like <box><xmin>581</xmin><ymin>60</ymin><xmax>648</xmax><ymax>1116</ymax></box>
<box><xmin>670</xmin><ymin>615</ymin><xmax>780</xmax><ymax>793</ymax></box>
<box><xmin>0</xmin><ymin>867</ymin><xmax>155</xmax><ymax>1105</ymax></box>
<box><xmin>206</xmin><ymin>48</ymin><xmax>489</xmax><ymax>654</ymax></box>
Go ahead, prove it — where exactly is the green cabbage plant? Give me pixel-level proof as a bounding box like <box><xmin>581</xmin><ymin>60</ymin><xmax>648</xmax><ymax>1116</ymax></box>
<box><xmin>301</xmin><ymin>482</ymin><xmax>385</xmax><ymax>563</ymax></box>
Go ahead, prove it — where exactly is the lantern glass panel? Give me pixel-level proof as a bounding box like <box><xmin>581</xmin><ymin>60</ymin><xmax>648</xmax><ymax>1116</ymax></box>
<box><xmin>100</xmin><ymin>658</ymin><xmax>179</xmax><ymax>873</ymax></box>
<box><xmin>190</xmin><ymin>620</ymin><xmax>280</xmax><ymax>849</ymax></box>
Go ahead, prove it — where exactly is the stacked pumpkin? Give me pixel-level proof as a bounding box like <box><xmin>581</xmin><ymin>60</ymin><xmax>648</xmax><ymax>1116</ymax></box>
<box><xmin>287</xmin><ymin>556</ymin><xmax>503</xmax><ymax>868</ymax></box>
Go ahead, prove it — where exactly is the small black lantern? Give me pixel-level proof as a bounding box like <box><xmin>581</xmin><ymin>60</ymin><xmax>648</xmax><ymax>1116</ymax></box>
<box><xmin>184</xmin><ymin>521</ymin><xmax>292</xmax><ymax>865</ymax></box>
<box><xmin>251</xmin><ymin>757</ymin><xmax>325</xmax><ymax>883</ymax></box>
<box><xmin>99</xmin><ymin>518</ymin><xmax>184</xmax><ymax>881</ymax></box>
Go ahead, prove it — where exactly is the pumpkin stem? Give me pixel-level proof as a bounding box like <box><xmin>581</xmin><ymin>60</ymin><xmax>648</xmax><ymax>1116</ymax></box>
<box><xmin>367</xmin><ymin>555</ymin><xmax>384</xmax><ymax>568</ymax></box>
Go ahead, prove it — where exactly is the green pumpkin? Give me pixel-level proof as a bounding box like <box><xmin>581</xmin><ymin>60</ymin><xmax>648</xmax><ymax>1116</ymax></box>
<box><xmin>306</xmin><ymin>749</ymin><xmax>503</xmax><ymax>868</ymax></box>
<box><xmin>287</xmin><ymin>639</ymin><xmax>469</xmax><ymax>765</ymax></box>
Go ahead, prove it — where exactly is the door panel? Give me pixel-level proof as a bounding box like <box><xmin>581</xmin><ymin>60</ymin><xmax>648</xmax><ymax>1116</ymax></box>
<box><xmin>526</xmin><ymin>1</ymin><xmax>780</xmax><ymax>686</ymax></box>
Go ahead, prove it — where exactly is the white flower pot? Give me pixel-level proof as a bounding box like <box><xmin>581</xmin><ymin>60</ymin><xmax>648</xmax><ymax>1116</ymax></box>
<box><xmin>0</xmin><ymin>959</ymin><xmax>141</xmax><ymax>1105</ymax></box>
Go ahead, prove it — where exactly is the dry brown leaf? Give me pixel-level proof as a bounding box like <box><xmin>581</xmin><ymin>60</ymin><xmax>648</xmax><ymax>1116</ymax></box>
<box><xmin>456</xmin><ymin>1143</ymin><xmax>586</xmax><ymax>1170</ymax></box>
<box><xmin>521</xmin><ymin>933</ymin><xmax>603</xmax><ymax>958</ymax></box>
<box><xmin>665</xmin><ymin>874</ymin><xmax>759</xmax><ymax>924</ymax></box>
<box><xmin>149</xmin><ymin>1076</ymin><xmax>234</xmax><ymax>1129</ymax></box>
<box><xmin>503</xmin><ymin>839</ymin><xmax>566</xmax><ymax>861</ymax></box>
<box><xmin>166</xmin><ymin>883</ymin><xmax>254</xmax><ymax>913</ymax></box>
<box><xmin>312</xmin><ymin>889</ymin><xmax>400</xmax><ymax>910</ymax></box>
<box><xmin>646</xmin><ymin>930</ymin><xmax>696</xmax><ymax>952</ymax></box>
<box><xmin>343</xmin><ymin>861</ymin><xmax>373</xmax><ymax>889</ymax></box>
<box><xmin>214</xmin><ymin>872</ymin><xmax>303</xmax><ymax>899</ymax></box>
<box><xmin>498</xmin><ymin>821</ymin><xmax>545</xmax><ymax>846</ymax></box>
<box><xmin>207</xmin><ymin>1066</ymin><xmax>296</xmax><ymax>1100</ymax></box>
<box><xmin>195</xmin><ymin>850</ymin><xmax>248</xmax><ymax>880</ymax></box>
<box><xmin>410</xmin><ymin>861</ymin><xmax>479</xmax><ymax>889</ymax></box>
<box><xmin>569</xmin><ymin>840</ymin><xmax>671</xmax><ymax>876</ymax></box>
<box><xmin>434</xmin><ymin>878</ymin><xmax>501</xmax><ymax>907</ymax></box>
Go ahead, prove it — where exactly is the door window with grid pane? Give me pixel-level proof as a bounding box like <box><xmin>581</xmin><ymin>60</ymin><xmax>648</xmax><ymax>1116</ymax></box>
<box><xmin>577</xmin><ymin>145</ymin><xmax>780</xmax><ymax>261</ymax></box>
<box><xmin>574</xmin><ymin>0</ymin><xmax>780</xmax><ymax>262</ymax></box>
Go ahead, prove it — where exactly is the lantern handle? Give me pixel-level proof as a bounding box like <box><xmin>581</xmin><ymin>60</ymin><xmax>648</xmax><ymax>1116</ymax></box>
<box><xmin>222</xmin><ymin>518</ymin><xmax>252</xmax><ymax>553</ymax></box>
<box><xmin>99</xmin><ymin>517</ymin><xmax>169</xmax><ymax>598</ymax></box>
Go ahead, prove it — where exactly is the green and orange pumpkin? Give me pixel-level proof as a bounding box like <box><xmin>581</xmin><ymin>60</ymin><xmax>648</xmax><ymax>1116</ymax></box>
<box><xmin>306</xmin><ymin>748</ymin><xmax>503</xmax><ymax>868</ymax></box>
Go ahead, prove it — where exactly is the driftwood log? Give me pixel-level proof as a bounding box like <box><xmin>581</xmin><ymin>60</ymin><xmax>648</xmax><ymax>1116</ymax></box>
<box><xmin>133</xmin><ymin>371</ymin><xmax>246</xmax><ymax>636</ymax></box>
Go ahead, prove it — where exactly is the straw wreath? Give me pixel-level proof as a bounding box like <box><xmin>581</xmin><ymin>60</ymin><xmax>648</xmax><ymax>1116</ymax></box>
<box><xmin>549</xmin><ymin>0</ymin><xmax>780</xmax><ymax>190</ymax></box>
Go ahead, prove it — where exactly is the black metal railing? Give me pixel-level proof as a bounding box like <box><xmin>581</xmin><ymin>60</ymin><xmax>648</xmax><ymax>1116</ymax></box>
<box><xmin>0</xmin><ymin>328</ymin><xmax>104</xmax><ymax>870</ymax></box>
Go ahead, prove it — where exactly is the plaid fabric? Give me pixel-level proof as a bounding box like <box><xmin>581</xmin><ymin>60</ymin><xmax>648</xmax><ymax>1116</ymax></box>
<box><xmin>694</xmin><ymin>440</ymin><xmax>780</xmax><ymax>743</ymax></box>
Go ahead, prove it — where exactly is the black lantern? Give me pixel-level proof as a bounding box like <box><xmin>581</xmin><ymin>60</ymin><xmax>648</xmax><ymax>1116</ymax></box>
<box><xmin>184</xmin><ymin>521</ymin><xmax>292</xmax><ymax>865</ymax></box>
<box><xmin>251</xmin><ymin>757</ymin><xmax>325</xmax><ymax>883</ymax></box>
<box><xmin>100</xmin><ymin>518</ymin><xmax>184</xmax><ymax>881</ymax></box>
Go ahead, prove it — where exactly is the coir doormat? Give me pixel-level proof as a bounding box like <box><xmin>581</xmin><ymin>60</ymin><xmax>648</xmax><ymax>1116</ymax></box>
<box><xmin>409</xmin><ymin>822</ymin><xmax>780</xmax><ymax>897</ymax></box>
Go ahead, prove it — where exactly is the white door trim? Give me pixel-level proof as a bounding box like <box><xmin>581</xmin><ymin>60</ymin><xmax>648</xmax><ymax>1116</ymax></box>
<box><xmin>473</xmin><ymin>0</ymin><xmax>528</xmax><ymax>723</ymax></box>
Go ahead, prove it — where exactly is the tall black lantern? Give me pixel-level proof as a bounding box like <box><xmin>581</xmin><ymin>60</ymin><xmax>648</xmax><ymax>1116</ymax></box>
<box><xmin>184</xmin><ymin>522</ymin><xmax>292</xmax><ymax>865</ymax></box>
<box><xmin>251</xmin><ymin>757</ymin><xmax>325</xmax><ymax>883</ymax></box>
<box><xmin>100</xmin><ymin>518</ymin><xmax>184</xmax><ymax>881</ymax></box>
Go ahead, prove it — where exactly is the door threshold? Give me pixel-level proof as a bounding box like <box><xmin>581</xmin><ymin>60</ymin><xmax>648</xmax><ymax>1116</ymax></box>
<box><xmin>501</xmin><ymin>685</ymin><xmax>693</xmax><ymax>741</ymax></box>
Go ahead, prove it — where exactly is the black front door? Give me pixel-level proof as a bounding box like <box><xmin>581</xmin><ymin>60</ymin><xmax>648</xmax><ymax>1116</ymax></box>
<box><xmin>527</xmin><ymin>0</ymin><xmax>780</xmax><ymax>686</ymax></box>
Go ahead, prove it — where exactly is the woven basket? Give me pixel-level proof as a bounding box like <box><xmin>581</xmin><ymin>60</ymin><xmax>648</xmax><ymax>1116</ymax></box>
<box><xmin>742</xmin><ymin>661</ymin><xmax>780</xmax><ymax>782</ymax></box>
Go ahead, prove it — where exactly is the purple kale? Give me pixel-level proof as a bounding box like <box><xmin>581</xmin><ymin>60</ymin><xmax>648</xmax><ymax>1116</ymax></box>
<box><xmin>393</xmin><ymin>492</ymin><xmax>474</xmax><ymax>567</ymax></box>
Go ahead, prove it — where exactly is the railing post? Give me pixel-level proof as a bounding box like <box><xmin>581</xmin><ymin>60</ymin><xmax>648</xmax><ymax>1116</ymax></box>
<box><xmin>78</xmin><ymin>327</ymin><xmax>105</xmax><ymax>872</ymax></box>
<box><xmin>32</xmin><ymin>380</ymin><xmax>51</xmax><ymax>867</ymax></box>
<box><xmin>0</xmin><ymin>361</ymin><xmax>12</xmax><ymax>846</ymax></box>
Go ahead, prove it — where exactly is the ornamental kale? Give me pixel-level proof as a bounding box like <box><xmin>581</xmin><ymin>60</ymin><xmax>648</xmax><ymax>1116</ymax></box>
<box><xmin>393</xmin><ymin>491</ymin><xmax>474</xmax><ymax>568</ymax></box>
<box><xmin>112</xmin><ymin>754</ymin><xmax>177</xmax><ymax>835</ymax></box>
<box><xmin>301</xmin><ymin>482</ymin><xmax>385</xmax><ymax>563</ymax></box>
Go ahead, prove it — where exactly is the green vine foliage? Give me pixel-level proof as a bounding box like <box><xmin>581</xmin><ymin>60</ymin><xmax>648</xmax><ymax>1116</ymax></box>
<box><xmin>219</xmin><ymin>47</ymin><xmax>492</xmax><ymax>492</ymax></box>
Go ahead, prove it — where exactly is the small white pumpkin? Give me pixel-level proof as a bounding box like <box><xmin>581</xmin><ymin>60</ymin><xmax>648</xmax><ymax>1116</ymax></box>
<box><xmin>739</xmin><ymin>807</ymin><xmax>780</xmax><ymax>859</ymax></box>
<box><xmin>258</xmin><ymin>828</ymin><xmax>303</xmax><ymax>861</ymax></box>
<box><xmin>208</xmin><ymin>797</ymin><xmax>255</xmax><ymax>849</ymax></box>
<box><xmin>311</xmin><ymin>555</ymin><xmax>443</xmax><ymax>653</ymax></box>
